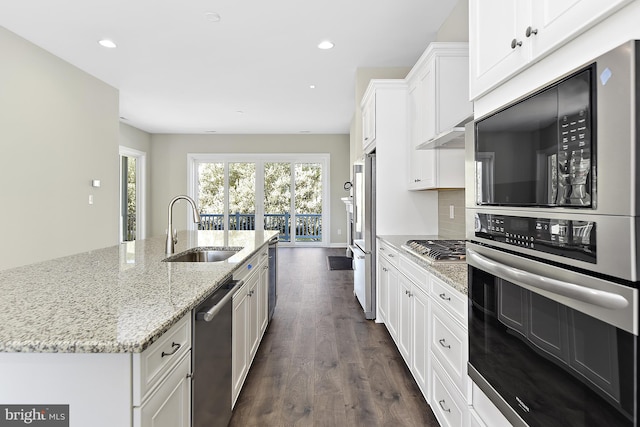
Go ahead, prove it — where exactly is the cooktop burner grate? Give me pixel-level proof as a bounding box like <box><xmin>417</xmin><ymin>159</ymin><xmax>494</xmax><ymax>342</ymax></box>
<box><xmin>402</xmin><ymin>239</ymin><xmax>467</xmax><ymax>262</ymax></box>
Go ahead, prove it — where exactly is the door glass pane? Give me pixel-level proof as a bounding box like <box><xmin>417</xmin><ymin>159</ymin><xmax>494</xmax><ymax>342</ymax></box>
<box><xmin>198</xmin><ymin>162</ymin><xmax>225</xmax><ymax>230</ymax></box>
<box><xmin>229</xmin><ymin>162</ymin><xmax>256</xmax><ymax>230</ymax></box>
<box><xmin>264</xmin><ymin>162</ymin><xmax>291</xmax><ymax>242</ymax></box>
<box><xmin>121</xmin><ymin>156</ymin><xmax>136</xmax><ymax>242</ymax></box>
<box><xmin>294</xmin><ymin>163</ymin><xmax>322</xmax><ymax>242</ymax></box>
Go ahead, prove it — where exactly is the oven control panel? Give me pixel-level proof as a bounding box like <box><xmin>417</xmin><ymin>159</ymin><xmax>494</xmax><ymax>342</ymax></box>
<box><xmin>474</xmin><ymin>213</ymin><xmax>596</xmax><ymax>263</ymax></box>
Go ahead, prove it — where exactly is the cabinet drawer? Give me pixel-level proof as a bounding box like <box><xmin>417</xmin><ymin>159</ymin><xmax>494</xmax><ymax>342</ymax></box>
<box><xmin>398</xmin><ymin>254</ymin><xmax>429</xmax><ymax>293</ymax></box>
<box><xmin>234</xmin><ymin>246</ymin><xmax>268</xmax><ymax>282</ymax></box>
<box><xmin>431</xmin><ymin>358</ymin><xmax>467</xmax><ymax>427</ymax></box>
<box><xmin>431</xmin><ymin>275</ymin><xmax>467</xmax><ymax>324</ymax></box>
<box><xmin>133</xmin><ymin>314</ymin><xmax>192</xmax><ymax>405</ymax></box>
<box><xmin>431</xmin><ymin>303</ymin><xmax>467</xmax><ymax>396</ymax></box>
<box><xmin>378</xmin><ymin>240</ymin><xmax>399</xmax><ymax>267</ymax></box>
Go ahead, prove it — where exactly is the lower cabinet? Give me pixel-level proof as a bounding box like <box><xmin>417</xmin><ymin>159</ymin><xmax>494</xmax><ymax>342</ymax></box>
<box><xmin>232</xmin><ymin>248</ymin><xmax>270</xmax><ymax>407</ymax></box>
<box><xmin>376</xmin><ymin>239</ymin><xmax>469</xmax><ymax>426</ymax></box>
<box><xmin>133</xmin><ymin>314</ymin><xmax>193</xmax><ymax>427</ymax></box>
<box><xmin>133</xmin><ymin>352</ymin><xmax>191</xmax><ymax>427</ymax></box>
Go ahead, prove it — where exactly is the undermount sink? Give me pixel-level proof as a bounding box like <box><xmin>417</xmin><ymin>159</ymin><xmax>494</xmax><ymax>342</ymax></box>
<box><xmin>163</xmin><ymin>247</ymin><xmax>242</xmax><ymax>263</ymax></box>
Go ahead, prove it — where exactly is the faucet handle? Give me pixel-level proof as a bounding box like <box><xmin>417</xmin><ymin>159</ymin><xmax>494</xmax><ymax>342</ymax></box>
<box><xmin>172</xmin><ymin>229</ymin><xmax>178</xmax><ymax>244</ymax></box>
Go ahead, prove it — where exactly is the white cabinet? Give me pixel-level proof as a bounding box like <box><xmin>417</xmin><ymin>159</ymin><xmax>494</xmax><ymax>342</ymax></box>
<box><xmin>397</xmin><ymin>274</ymin><xmax>413</xmax><ymax>365</ymax></box>
<box><xmin>378</xmin><ymin>240</ymin><xmax>400</xmax><ymax>339</ymax></box>
<box><xmin>133</xmin><ymin>314</ymin><xmax>192</xmax><ymax>427</ymax></box>
<box><xmin>469</xmin><ymin>0</ymin><xmax>632</xmax><ymax>99</ymax></box>
<box><xmin>406</xmin><ymin>43</ymin><xmax>470</xmax><ymax>190</ymax></box>
<box><xmin>232</xmin><ymin>246</ymin><xmax>270</xmax><ymax>406</ymax></box>
<box><xmin>362</xmin><ymin>91</ymin><xmax>376</xmax><ymax>153</ymax></box>
<box><xmin>429</xmin><ymin>275</ymin><xmax>469</xmax><ymax>427</ymax></box>
<box><xmin>133</xmin><ymin>352</ymin><xmax>191</xmax><ymax>427</ymax></box>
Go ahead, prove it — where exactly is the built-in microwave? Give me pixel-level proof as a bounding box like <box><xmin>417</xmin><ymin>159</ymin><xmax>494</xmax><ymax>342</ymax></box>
<box><xmin>465</xmin><ymin>41</ymin><xmax>640</xmax><ymax>427</ymax></box>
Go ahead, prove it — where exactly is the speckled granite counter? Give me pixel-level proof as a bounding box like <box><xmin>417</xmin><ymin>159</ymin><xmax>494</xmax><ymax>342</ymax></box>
<box><xmin>0</xmin><ymin>230</ymin><xmax>277</xmax><ymax>353</ymax></box>
<box><xmin>377</xmin><ymin>235</ymin><xmax>468</xmax><ymax>295</ymax></box>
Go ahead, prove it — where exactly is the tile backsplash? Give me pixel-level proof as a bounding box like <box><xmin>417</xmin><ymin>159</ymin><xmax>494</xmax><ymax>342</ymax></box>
<box><xmin>438</xmin><ymin>189</ymin><xmax>465</xmax><ymax>239</ymax></box>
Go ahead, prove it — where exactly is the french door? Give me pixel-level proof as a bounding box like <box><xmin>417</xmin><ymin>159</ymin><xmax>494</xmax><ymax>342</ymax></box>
<box><xmin>188</xmin><ymin>154</ymin><xmax>329</xmax><ymax>246</ymax></box>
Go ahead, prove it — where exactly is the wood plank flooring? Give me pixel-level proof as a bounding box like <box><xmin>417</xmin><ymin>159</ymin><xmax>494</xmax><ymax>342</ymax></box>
<box><xmin>229</xmin><ymin>247</ymin><xmax>440</xmax><ymax>427</ymax></box>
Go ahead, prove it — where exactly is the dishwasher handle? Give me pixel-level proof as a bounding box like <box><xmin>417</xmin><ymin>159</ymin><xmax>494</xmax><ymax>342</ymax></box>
<box><xmin>197</xmin><ymin>279</ymin><xmax>244</xmax><ymax>322</ymax></box>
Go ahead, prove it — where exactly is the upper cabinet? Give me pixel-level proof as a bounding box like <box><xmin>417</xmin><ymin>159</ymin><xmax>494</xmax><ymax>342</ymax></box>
<box><xmin>469</xmin><ymin>0</ymin><xmax>633</xmax><ymax>100</ymax></box>
<box><xmin>362</xmin><ymin>91</ymin><xmax>376</xmax><ymax>154</ymax></box>
<box><xmin>406</xmin><ymin>42</ymin><xmax>471</xmax><ymax>190</ymax></box>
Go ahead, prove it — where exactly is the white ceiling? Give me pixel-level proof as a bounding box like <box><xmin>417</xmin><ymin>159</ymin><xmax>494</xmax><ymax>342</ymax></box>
<box><xmin>0</xmin><ymin>0</ymin><xmax>457</xmax><ymax>134</ymax></box>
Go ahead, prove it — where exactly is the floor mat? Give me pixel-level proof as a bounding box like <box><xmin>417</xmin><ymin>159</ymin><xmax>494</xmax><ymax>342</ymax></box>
<box><xmin>326</xmin><ymin>256</ymin><xmax>352</xmax><ymax>270</ymax></box>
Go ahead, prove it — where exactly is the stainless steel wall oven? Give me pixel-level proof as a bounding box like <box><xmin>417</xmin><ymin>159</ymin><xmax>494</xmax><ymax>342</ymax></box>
<box><xmin>466</xmin><ymin>41</ymin><xmax>640</xmax><ymax>427</ymax></box>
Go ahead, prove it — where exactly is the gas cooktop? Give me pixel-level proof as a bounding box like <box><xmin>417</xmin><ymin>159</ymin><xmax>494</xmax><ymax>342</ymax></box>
<box><xmin>401</xmin><ymin>239</ymin><xmax>467</xmax><ymax>263</ymax></box>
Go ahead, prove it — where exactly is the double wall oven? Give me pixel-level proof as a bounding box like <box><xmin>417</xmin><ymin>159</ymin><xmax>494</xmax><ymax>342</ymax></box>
<box><xmin>466</xmin><ymin>41</ymin><xmax>639</xmax><ymax>427</ymax></box>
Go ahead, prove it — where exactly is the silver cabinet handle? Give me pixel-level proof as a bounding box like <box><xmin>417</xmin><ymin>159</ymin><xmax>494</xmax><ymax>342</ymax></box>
<box><xmin>438</xmin><ymin>399</ymin><xmax>451</xmax><ymax>413</ymax></box>
<box><xmin>201</xmin><ymin>279</ymin><xmax>244</xmax><ymax>322</ymax></box>
<box><xmin>467</xmin><ymin>249</ymin><xmax>628</xmax><ymax>309</ymax></box>
<box><xmin>439</xmin><ymin>338</ymin><xmax>451</xmax><ymax>349</ymax></box>
<box><xmin>388</xmin><ymin>254</ymin><xmax>395</xmax><ymax>257</ymax></box>
<box><xmin>525</xmin><ymin>26</ymin><xmax>538</xmax><ymax>37</ymax></box>
<box><xmin>511</xmin><ymin>38</ymin><xmax>522</xmax><ymax>49</ymax></box>
<box><xmin>161</xmin><ymin>342</ymin><xmax>181</xmax><ymax>357</ymax></box>
<box><xmin>263</xmin><ymin>265</ymin><xmax>269</xmax><ymax>270</ymax></box>
<box><xmin>439</xmin><ymin>293</ymin><xmax>451</xmax><ymax>301</ymax></box>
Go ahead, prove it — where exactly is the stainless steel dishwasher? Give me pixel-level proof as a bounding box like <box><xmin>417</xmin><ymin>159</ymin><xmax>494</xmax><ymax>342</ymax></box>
<box><xmin>192</xmin><ymin>278</ymin><xmax>243</xmax><ymax>427</ymax></box>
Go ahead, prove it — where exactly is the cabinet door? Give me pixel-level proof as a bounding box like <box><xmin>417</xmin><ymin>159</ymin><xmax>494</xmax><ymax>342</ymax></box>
<box><xmin>411</xmin><ymin>285</ymin><xmax>430</xmax><ymax>398</ymax></box>
<box><xmin>397</xmin><ymin>275</ymin><xmax>413</xmax><ymax>365</ymax></box>
<box><xmin>469</xmin><ymin>0</ymin><xmax>531</xmax><ymax>99</ymax></box>
<box><xmin>386</xmin><ymin>266</ymin><xmax>400</xmax><ymax>342</ymax></box>
<box><xmin>259</xmin><ymin>262</ymin><xmax>269</xmax><ymax>336</ymax></box>
<box><xmin>362</xmin><ymin>93</ymin><xmax>376</xmax><ymax>153</ymax></box>
<box><xmin>530</xmin><ymin>0</ymin><xmax>632</xmax><ymax>58</ymax></box>
<box><xmin>135</xmin><ymin>352</ymin><xmax>191</xmax><ymax>427</ymax></box>
<box><xmin>422</xmin><ymin>66</ymin><xmax>436</xmax><ymax>143</ymax></box>
<box><xmin>436</xmin><ymin>55</ymin><xmax>473</xmax><ymax>132</ymax></box>
<box><xmin>232</xmin><ymin>286</ymin><xmax>249</xmax><ymax>405</ymax></box>
<box><xmin>377</xmin><ymin>256</ymin><xmax>390</xmax><ymax>322</ymax></box>
<box><xmin>247</xmin><ymin>273</ymin><xmax>261</xmax><ymax>361</ymax></box>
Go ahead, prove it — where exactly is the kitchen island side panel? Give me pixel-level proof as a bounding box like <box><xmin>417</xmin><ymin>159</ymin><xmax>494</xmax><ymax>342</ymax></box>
<box><xmin>0</xmin><ymin>352</ymin><xmax>132</xmax><ymax>427</ymax></box>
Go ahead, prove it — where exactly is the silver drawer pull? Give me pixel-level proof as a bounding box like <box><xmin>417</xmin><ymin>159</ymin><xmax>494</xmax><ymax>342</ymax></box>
<box><xmin>438</xmin><ymin>399</ymin><xmax>451</xmax><ymax>413</ymax></box>
<box><xmin>388</xmin><ymin>254</ymin><xmax>395</xmax><ymax>257</ymax></box>
<box><xmin>161</xmin><ymin>342</ymin><xmax>181</xmax><ymax>357</ymax></box>
<box><xmin>439</xmin><ymin>293</ymin><xmax>451</xmax><ymax>301</ymax></box>
<box><xmin>439</xmin><ymin>338</ymin><xmax>451</xmax><ymax>349</ymax></box>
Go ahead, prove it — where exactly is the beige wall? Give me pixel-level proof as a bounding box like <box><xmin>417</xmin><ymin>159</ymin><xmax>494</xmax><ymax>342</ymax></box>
<box><xmin>0</xmin><ymin>27</ymin><xmax>120</xmax><ymax>270</ymax></box>
<box><xmin>436</xmin><ymin>0</ymin><xmax>469</xmax><ymax>42</ymax></box>
<box><xmin>149</xmin><ymin>134</ymin><xmax>350</xmax><ymax>245</ymax></box>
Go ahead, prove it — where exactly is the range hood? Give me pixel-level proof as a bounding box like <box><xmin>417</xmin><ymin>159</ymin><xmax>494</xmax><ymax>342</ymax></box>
<box><xmin>416</xmin><ymin>114</ymin><xmax>473</xmax><ymax>149</ymax></box>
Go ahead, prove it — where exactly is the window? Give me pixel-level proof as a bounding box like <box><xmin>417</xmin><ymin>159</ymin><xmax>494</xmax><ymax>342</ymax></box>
<box><xmin>188</xmin><ymin>154</ymin><xmax>330</xmax><ymax>246</ymax></box>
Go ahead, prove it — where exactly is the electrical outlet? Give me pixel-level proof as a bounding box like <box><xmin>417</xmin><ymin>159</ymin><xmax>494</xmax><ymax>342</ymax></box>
<box><xmin>337</xmin><ymin>228</ymin><xmax>342</xmax><ymax>235</ymax></box>
<box><xmin>449</xmin><ymin>205</ymin><xmax>455</xmax><ymax>219</ymax></box>
<box><xmin>89</xmin><ymin>195</ymin><xmax>94</xmax><ymax>205</ymax></box>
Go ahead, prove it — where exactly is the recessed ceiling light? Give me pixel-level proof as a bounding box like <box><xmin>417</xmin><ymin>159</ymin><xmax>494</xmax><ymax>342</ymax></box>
<box><xmin>309</xmin><ymin>85</ymin><xmax>316</xmax><ymax>89</ymax></box>
<box><xmin>98</xmin><ymin>39</ymin><xmax>117</xmax><ymax>49</ymax></box>
<box><xmin>300</xmin><ymin>130</ymin><xmax>311</xmax><ymax>133</ymax></box>
<box><xmin>317</xmin><ymin>40</ymin><xmax>334</xmax><ymax>50</ymax></box>
<box><xmin>205</xmin><ymin>130</ymin><xmax>217</xmax><ymax>133</ymax></box>
<box><xmin>236</xmin><ymin>110</ymin><xmax>244</xmax><ymax>115</ymax></box>
<box><xmin>204</xmin><ymin>12</ymin><xmax>221</xmax><ymax>22</ymax></box>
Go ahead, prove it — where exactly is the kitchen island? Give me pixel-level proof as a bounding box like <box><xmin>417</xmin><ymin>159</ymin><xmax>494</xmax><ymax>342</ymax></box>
<box><xmin>0</xmin><ymin>230</ymin><xmax>277</xmax><ymax>426</ymax></box>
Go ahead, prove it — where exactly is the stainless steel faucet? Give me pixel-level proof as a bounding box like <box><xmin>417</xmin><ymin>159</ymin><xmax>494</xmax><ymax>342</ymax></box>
<box><xmin>166</xmin><ymin>195</ymin><xmax>202</xmax><ymax>254</ymax></box>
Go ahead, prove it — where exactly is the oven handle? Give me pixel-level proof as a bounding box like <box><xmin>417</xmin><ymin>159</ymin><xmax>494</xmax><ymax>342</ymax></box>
<box><xmin>467</xmin><ymin>249</ymin><xmax>629</xmax><ymax>310</ymax></box>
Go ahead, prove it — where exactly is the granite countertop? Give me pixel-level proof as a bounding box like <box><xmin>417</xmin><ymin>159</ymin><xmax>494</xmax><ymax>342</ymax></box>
<box><xmin>0</xmin><ymin>230</ymin><xmax>277</xmax><ymax>354</ymax></box>
<box><xmin>377</xmin><ymin>235</ymin><xmax>468</xmax><ymax>295</ymax></box>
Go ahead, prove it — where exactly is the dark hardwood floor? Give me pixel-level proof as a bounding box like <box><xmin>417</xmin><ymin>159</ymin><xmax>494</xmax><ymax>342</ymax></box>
<box><xmin>229</xmin><ymin>247</ymin><xmax>440</xmax><ymax>427</ymax></box>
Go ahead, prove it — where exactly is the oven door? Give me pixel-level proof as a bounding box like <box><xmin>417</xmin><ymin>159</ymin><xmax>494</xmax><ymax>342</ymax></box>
<box><xmin>467</xmin><ymin>242</ymin><xmax>638</xmax><ymax>427</ymax></box>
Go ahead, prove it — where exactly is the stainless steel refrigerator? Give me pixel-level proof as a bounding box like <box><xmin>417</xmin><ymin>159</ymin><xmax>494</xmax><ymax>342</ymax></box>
<box><xmin>350</xmin><ymin>153</ymin><xmax>376</xmax><ymax>319</ymax></box>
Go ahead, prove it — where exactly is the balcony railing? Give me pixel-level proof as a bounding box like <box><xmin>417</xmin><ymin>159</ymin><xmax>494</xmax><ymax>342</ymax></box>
<box><xmin>199</xmin><ymin>213</ymin><xmax>321</xmax><ymax>242</ymax></box>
